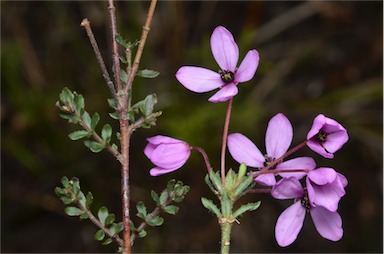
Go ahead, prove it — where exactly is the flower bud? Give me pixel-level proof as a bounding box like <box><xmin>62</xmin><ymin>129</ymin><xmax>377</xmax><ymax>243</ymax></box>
<box><xmin>144</xmin><ymin>135</ymin><xmax>191</xmax><ymax>176</ymax></box>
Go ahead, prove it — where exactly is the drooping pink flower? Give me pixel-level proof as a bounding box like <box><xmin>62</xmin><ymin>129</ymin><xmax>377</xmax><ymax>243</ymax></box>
<box><xmin>307</xmin><ymin>114</ymin><xmax>349</xmax><ymax>158</ymax></box>
<box><xmin>176</xmin><ymin>26</ymin><xmax>259</xmax><ymax>103</ymax></box>
<box><xmin>272</xmin><ymin>177</ymin><xmax>344</xmax><ymax>247</ymax></box>
<box><xmin>306</xmin><ymin>167</ymin><xmax>348</xmax><ymax>212</ymax></box>
<box><xmin>144</xmin><ymin>135</ymin><xmax>191</xmax><ymax>176</ymax></box>
<box><xmin>228</xmin><ymin>113</ymin><xmax>315</xmax><ymax>186</ymax></box>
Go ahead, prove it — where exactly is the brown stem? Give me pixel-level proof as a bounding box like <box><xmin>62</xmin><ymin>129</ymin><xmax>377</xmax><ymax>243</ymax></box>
<box><xmin>124</xmin><ymin>0</ymin><xmax>157</xmax><ymax>94</ymax></box>
<box><xmin>80</xmin><ymin>19</ymin><xmax>118</xmax><ymax>106</ymax></box>
<box><xmin>77</xmin><ymin>201</ymin><xmax>124</xmax><ymax>247</ymax></box>
<box><xmin>191</xmin><ymin>146</ymin><xmax>212</xmax><ymax>173</ymax></box>
<box><xmin>108</xmin><ymin>0</ymin><xmax>122</xmax><ymax>92</ymax></box>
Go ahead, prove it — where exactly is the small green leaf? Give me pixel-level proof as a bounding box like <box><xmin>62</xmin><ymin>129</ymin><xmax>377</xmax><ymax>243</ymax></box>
<box><xmin>95</xmin><ymin>229</ymin><xmax>105</xmax><ymax>241</ymax></box>
<box><xmin>105</xmin><ymin>213</ymin><xmax>115</xmax><ymax>226</ymax></box>
<box><xmin>209</xmin><ymin>171</ymin><xmax>223</xmax><ymax>194</ymax></box>
<box><xmin>136</xmin><ymin>69</ymin><xmax>160</xmax><ymax>78</ymax></box>
<box><xmin>54</xmin><ymin>187</ymin><xmax>65</xmax><ymax>196</ymax></box>
<box><xmin>162</xmin><ymin>205</ymin><xmax>179</xmax><ymax>215</ymax></box>
<box><xmin>109</xmin><ymin>112</ymin><xmax>119</xmax><ymax>120</ymax></box>
<box><xmin>225</xmin><ymin>169</ymin><xmax>236</xmax><ymax>190</ymax></box>
<box><xmin>84</xmin><ymin>140</ymin><xmax>105</xmax><ymax>153</ymax></box>
<box><xmin>98</xmin><ymin>206</ymin><xmax>109</xmax><ymax>226</ymax></box>
<box><xmin>233</xmin><ymin>173</ymin><xmax>255</xmax><ymax>198</ymax></box>
<box><xmin>151</xmin><ymin>190</ymin><xmax>160</xmax><ymax>205</ymax></box>
<box><xmin>136</xmin><ymin>201</ymin><xmax>147</xmax><ymax>219</ymax></box>
<box><xmin>120</xmin><ymin>69</ymin><xmax>128</xmax><ymax>83</ymax></box>
<box><xmin>237</xmin><ymin>163</ymin><xmax>247</xmax><ymax>180</ymax></box>
<box><xmin>115</xmin><ymin>33</ymin><xmax>129</xmax><ymax>49</ymax></box>
<box><xmin>138</xmin><ymin>229</ymin><xmax>147</xmax><ymax>238</ymax></box>
<box><xmin>59</xmin><ymin>87</ymin><xmax>74</xmax><ymax>105</ymax></box>
<box><xmin>82</xmin><ymin>111</ymin><xmax>92</xmax><ymax>128</ymax></box>
<box><xmin>65</xmin><ymin>206</ymin><xmax>83</xmax><ymax>216</ymax></box>
<box><xmin>159</xmin><ymin>190</ymin><xmax>168</xmax><ymax>205</ymax></box>
<box><xmin>201</xmin><ymin>197</ymin><xmax>221</xmax><ymax>218</ymax></box>
<box><xmin>79</xmin><ymin>211</ymin><xmax>89</xmax><ymax>219</ymax></box>
<box><xmin>102</xmin><ymin>238</ymin><xmax>113</xmax><ymax>245</ymax></box>
<box><xmin>107</xmin><ymin>98</ymin><xmax>117</xmax><ymax>109</ymax></box>
<box><xmin>86</xmin><ymin>192</ymin><xmax>93</xmax><ymax>209</ymax></box>
<box><xmin>91</xmin><ymin>113</ymin><xmax>100</xmax><ymax>130</ymax></box>
<box><xmin>101</xmin><ymin>124</ymin><xmax>112</xmax><ymax>143</ymax></box>
<box><xmin>140</xmin><ymin>94</ymin><xmax>157</xmax><ymax>116</ymax></box>
<box><xmin>59</xmin><ymin>112</ymin><xmax>78</xmax><ymax>124</ymax></box>
<box><xmin>74</xmin><ymin>93</ymin><xmax>85</xmax><ymax>113</ymax></box>
<box><xmin>68</xmin><ymin>130</ymin><xmax>89</xmax><ymax>140</ymax></box>
<box><xmin>233</xmin><ymin>201</ymin><xmax>261</xmax><ymax>219</ymax></box>
<box><xmin>147</xmin><ymin>216</ymin><xmax>164</xmax><ymax>226</ymax></box>
<box><xmin>61</xmin><ymin>176</ymin><xmax>69</xmax><ymax>187</ymax></box>
<box><xmin>109</xmin><ymin>222</ymin><xmax>123</xmax><ymax>235</ymax></box>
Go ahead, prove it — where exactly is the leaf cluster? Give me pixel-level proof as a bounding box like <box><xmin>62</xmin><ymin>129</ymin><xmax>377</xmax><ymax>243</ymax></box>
<box><xmin>56</xmin><ymin>88</ymin><xmax>119</xmax><ymax>154</ymax></box>
<box><xmin>130</xmin><ymin>179</ymin><xmax>190</xmax><ymax>243</ymax></box>
<box><xmin>202</xmin><ymin>164</ymin><xmax>261</xmax><ymax>223</ymax></box>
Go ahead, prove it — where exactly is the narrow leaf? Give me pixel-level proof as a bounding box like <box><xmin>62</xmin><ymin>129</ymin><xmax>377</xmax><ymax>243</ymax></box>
<box><xmin>148</xmin><ymin>216</ymin><xmax>164</xmax><ymax>226</ymax></box>
<box><xmin>138</xmin><ymin>229</ymin><xmax>147</xmax><ymax>238</ymax></box>
<box><xmin>86</xmin><ymin>192</ymin><xmax>93</xmax><ymax>209</ymax></box>
<box><xmin>234</xmin><ymin>174</ymin><xmax>255</xmax><ymax>198</ymax></box>
<box><xmin>82</xmin><ymin>111</ymin><xmax>92</xmax><ymax>128</ymax></box>
<box><xmin>102</xmin><ymin>238</ymin><xmax>113</xmax><ymax>245</ymax></box>
<box><xmin>162</xmin><ymin>205</ymin><xmax>179</xmax><ymax>215</ymax></box>
<box><xmin>233</xmin><ymin>201</ymin><xmax>261</xmax><ymax>219</ymax></box>
<box><xmin>120</xmin><ymin>69</ymin><xmax>128</xmax><ymax>83</ymax></box>
<box><xmin>105</xmin><ymin>213</ymin><xmax>115</xmax><ymax>226</ymax></box>
<box><xmin>136</xmin><ymin>201</ymin><xmax>147</xmax><ymax>219</ymax></box>
<box><xmin>221</xmin><ymin>192</ymin><xmax>232</xmax><ymax>218</ymax></box>
<box><xmin>201</xmin><ymin>197</ymin><xmax>221</xmax><ymax>218</ymax></box>
<box><xmin>74</xmin><ymin>93</ymin><xmax>85</xmax><ymax>113</ymax></box>
<box><xmin>159</xmin><ymin>190</ymin><xmax>168</xmax><ymax>205</ymax></box>
<box><xmin>151</xmin><ymin>190</ymin><xmax>160</xmax><ymax>205</ymax></box>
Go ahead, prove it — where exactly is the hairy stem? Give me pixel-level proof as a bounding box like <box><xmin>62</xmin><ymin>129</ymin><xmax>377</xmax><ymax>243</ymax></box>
<box><xmin>77</xmin><ymin>200</ymin><xmax>124</xmax><ymax>247</ymax></box>
<box><xmin>220</xmin><ymin>221</ymin><xmax>233</xmax><ymax>254</ymax></box>
<box><xmin>221</xmin><ymin>98</ymin><xmax>233</xmax><ymax>186</ymax></box>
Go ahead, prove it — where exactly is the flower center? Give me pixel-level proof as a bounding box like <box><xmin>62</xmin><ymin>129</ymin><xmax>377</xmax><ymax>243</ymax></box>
<box><xmin>300</xmin><ymin>195</ymin><xmax>311</xmax><ymax>212</ymax></box>
<box><xmin>218</xmin><ymin>70</ymin><xmax>234</xmax><ymax>84</ymax></box>
<box><xmin>315</xmin><ymin>130</ymin><xmax>328</xmax><ymax>143</ymax></box>
<box><xmin>263</xmin><ymin>155</ymin><xmax>277</xmax><ymax>169</ymax></box>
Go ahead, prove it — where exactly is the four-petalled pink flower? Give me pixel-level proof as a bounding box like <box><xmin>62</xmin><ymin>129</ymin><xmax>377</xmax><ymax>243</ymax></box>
<box><xmin>144</xmin><ymin>135</ymin><xmax>191</xmax><ymax>176</ymax></box>
<box><xmin>272</xmin><ymin>175</ymin><xmax>346</xmax><ymax>247</ymax></box>
<box><xmin>228</xmin><ymin>113</ymin><xmax>316</xmax><ymax>186</ymax></box>
<box><xmin>176</xmin><ymin>26</ymin><xmax>259</xmax><ymax>103</ymax></box>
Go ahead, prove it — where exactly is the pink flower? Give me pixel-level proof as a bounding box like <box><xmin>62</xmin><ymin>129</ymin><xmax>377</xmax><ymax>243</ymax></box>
<box><xmin>176</xmin><ymin>26</ymin><xmax>259</xmax><ymax>103</ymax></box>
<box><xmin>272</xmin><ymin>177</ymin><xmax>345</xmax><ymax>247</ymax></box>
<box><xmin>144</xmin><ymin>135</ymin><xmax>191</xmax><ymax>176</ymax></box>
<box><xmin>306</xmin><ymin>167</ymin><xmax>348</xmax><ymax>212</ymax></box>
<box><xmin>228</xmin><ymin>113</ymin><xmax>316</xmax><ymax>186</ymax></box>
<box><xmin>307</xmin><ymin>114</ymin><xmax>349</xmax><ymax>158</ymax></box>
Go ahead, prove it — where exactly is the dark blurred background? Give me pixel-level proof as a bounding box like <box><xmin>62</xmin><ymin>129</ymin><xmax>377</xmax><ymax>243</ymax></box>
<box><xmin>1</xmin><ymin>1</ymin><xmax>383</xmax><ymax>253</ymax></box>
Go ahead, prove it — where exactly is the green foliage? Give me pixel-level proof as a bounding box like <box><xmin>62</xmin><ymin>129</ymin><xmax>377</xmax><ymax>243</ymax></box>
<box><xmin>202</xmin><ymin>164</ymin><xmax>260</xmax><ymax>225</ymax></box>
<box><xmin>131</xmin><ymin>179</ymin><xmax>190</xmax><ymax>244</ymax></box>
<box><xmin>55</xmin><ymin>176</ymin><xmax>123</xmax><ymax>248</ymax></box>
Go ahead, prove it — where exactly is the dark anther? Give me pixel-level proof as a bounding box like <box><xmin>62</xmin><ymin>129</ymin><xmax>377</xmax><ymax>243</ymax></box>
<box><xmin>218</xmin><ymin>70</ymin><xmax>234</xmax><ymax>84</ymax></box>
<box><xmin>315</xmin><ymin>130</ymin><xmax>328</xmax><ymax>143</ymax></box>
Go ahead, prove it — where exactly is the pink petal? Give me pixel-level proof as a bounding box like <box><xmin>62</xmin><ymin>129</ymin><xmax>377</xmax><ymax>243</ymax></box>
<box><xmin>150</xmin><ymin>167</ymin><xmax>179</xmax><ymax>176</ymax></box>
<box><xmin>255</xmin><ymin>173</ymin><xmax>276</xmax><ymax>186</ymax></box>
<box><xmin>227</xmin><ymin>133</ymin><xmax>264</xmax><ymax>168</ymax></box>
<box><xmin>306</xmin><ymin>140</ymin><xmax>334</xmax><ymax>159</ymax></box>
<box><xmin>277</xmin><ymin>157</ymin><xmax>316</xmax><ymax>179</ymax></box>
<box><xmin>176</xmin><ymin>66</ymin><xmax>223</xmax><ymax>92</ymax></box>
<box><xmin>307</xmin><ymin>114</ymin><xmax>325</xmax><ymax>139</ymax></box>
<box><xmin>150</xmin><ymin>143</ymin><xmax>190</xmax><ymax>169</ymax></box>
<box><xmin>275</xmin><ymin>201</ymin><xmax>306</xmax><ymax>247</ymax></box>
<box><xmin>210</xmin><ymin>26</ymin><xmax>239</xmax><ymax>71</ymax></box>
<box><xmin>310</xmin><ymin>206</ymin><xmax>343</xmax><ymax>241</ymax></box>
<box><xmin>323</xmin><ymin>131</ymin><xmax>349</xmax><ymax>153</ymax></box>
<box><xmin>208</xmin><ymin>83</ymin><xmax>238</xmax><ymax>103</ymax></box>
<box><xmin>144</xmin><ymin>143</ymin><xmax>156</xmax><ymax>158</ymax></box>
<box><xmin>147</xmin><ymin>135</ymin><xmax>185</xmax><ymax>145</ymax></box>
<box><xmin>308</xmin><ymin>167</ymin><xmax>337</xmax><ymax>185</ymax></box>
<box><xmin>272</xmin><ymin>177</ymin><xmax>304</xmax><ymax>199</ymax></box>
<box><xmin>235</xmin><ymin>50</ymin><xmax>260</xmax><ymax>83</ymax></box>
<box><xmin>266</xmin><ymin>113</ymin><xmax>293</xmax><ymax>158</ymax></box>
<box><xmin>337</xmin><ymin>172</ymin><xmax>348</xmax><ymax>188</ymax></box>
